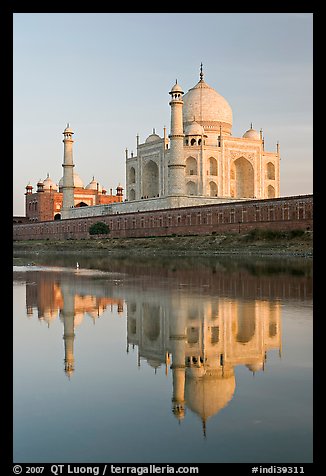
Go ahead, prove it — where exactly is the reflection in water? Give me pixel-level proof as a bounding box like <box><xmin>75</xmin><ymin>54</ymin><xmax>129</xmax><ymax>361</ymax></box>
<box><xmin>15</xmin><ymin>263</ymin><xmax>302</xmax><ymax>437</ymax></box>
<box><xmin>127</xmin><ymin>293</ymin><xmax>281</xmax><ymax>436</ymax></box>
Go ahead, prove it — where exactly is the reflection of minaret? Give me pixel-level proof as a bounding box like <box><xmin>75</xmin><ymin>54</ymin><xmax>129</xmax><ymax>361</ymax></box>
<box><xmin>169</xmin><ymin>298</ymin><xmax>187</xmax><ymax>422</ymax></box>
<box><xmin>61</xmin><ymin>124</ymin><xmax>75</xmax><ymax>219</ymax></box>
<box><xmin>60</xmin><ymin>285</ymin><xmax>75</xmax><ymax>379</ymax></box>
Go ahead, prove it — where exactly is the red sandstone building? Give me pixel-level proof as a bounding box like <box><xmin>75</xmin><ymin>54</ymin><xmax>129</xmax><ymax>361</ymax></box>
<box><xmin>24</xmin><ymin>173</ymin><xmax>123</xmax><ymax>222</ymax></box>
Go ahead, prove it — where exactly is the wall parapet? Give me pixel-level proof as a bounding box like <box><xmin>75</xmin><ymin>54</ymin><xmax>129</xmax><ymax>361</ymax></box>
<box><xmin>13</xmin><ymin>194</ymin><xmax>313</xmax><ymax>241</ymax></box>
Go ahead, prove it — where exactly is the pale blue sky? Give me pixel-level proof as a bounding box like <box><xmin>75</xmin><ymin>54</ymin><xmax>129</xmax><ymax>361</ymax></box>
<box><xmin>13</xmin><ymin>12</ymin><xmax>313</xmax><ymax>216</ymax></box>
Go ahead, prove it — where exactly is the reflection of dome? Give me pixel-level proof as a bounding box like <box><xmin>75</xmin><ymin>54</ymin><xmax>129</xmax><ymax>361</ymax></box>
<box><xmin>86</xmin><ymin>177</ymin><xmax>102</xmax><ymax>193</ymax></box>
<box><xmin>246</xmin><ymin>360</ymin><xmax>264</xmax><ymax>372</ymax></box>
<box><xmin>243</xmin><ymin>125</ymin><xmax>260</xmax><ymax>140</ymax></box>
<box><xmin>147</xmin><ymin>358</ymin><xmax>161</xmax><ymax>370</ymax></box>
<box><xmin>183</xmin><ymin>77</ymin><xmax>232</xmax><ymax>132</ymax></box>
<box><xmin>43</xmin><ymin>174</ymin><xmax>58</xmax><ymax>191</ymax></box>
<box><xmin>185</xmin><ymin>372</ymin><xmax>236</xmax><ymax>421</ymax></box>
<box><xmin>59</xmin><ymin>171</ymin><xmax>84</xmax><ymax>189</ymax></box>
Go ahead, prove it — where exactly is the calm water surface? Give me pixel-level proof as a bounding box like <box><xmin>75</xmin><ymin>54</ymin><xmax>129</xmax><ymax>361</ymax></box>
<box><xmin>13</xmin><ymin>255</ymin><xmax>313</xmax><ymax>463</ymax></box>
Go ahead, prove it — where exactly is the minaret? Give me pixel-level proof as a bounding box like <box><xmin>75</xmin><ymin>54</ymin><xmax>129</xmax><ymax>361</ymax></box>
<box><xmin>168</xmin><ymin>81</ymin><xmax>185</xmax><ymax>196</ymax></box>
<box><xmin>61</xmin><ymin>124</ymin><xmax>75</xmax><ymax>219</ymax></box>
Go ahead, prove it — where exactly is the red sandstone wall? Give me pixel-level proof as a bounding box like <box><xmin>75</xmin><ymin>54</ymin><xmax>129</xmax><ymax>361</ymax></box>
<box><xmin>13</xmin><ymin>195</ymin><xmax>313</xmax><ymax>241</ymax></box>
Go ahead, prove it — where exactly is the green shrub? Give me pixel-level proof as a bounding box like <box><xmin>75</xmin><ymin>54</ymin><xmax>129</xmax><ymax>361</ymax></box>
<box><xmin>89</xmin><ymin>222</ymin><xmax>110</xmax><ymax>235</ymax></box>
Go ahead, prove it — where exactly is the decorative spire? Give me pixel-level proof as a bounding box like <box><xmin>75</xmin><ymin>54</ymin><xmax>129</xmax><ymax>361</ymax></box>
<box><xmin>200</xmin><ymin>62</ymin><xmax>203</xmax><ymax>81</ymax></box>
<box><xmin>250</xmin><ymin>122</ymin><xmax>253</xmax><ymax>129</ymax></box>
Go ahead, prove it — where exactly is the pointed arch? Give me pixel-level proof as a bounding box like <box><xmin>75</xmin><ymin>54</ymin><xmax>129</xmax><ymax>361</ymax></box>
<box><xmin>208</xmin><ymin>157</ymin><xmax>218</xmax><ymax>176</ymax></box>
<box><xmin>186</xmin><ymin>181</ymin><xmax>197</xmax><ymax>195</ymax></box>
<box><xmin>186</xmin><ymin>156</ymin><xmax>197</xmax><ymax>175</ymax></box>
<box><xmin>129</xmin><ymin>189</ymin><xmax>136</xmax><ymax>201</ymax></box>
<box><xmin>142</xmin><ymin>160</ymin><xmax>159</xmax><ymax>198</ymax></box>
<box><xmin>267</xmin><ymin>185</ymin><xmax>275</xmax><ymax>198</ymax></box>
<box><xmin>266</xmin><ymin>162</ymin><xmax>275</xmax><ymax>180</ymax></box>
<box><xmin>209</xmin><ymin>181</ymin><xmax>218</xmax><ymax>197</ymax></box>
<box><xmin>129</xmin><ymin>166</ymin><xmax>136</xmax><ymax>183</ymax></box>
<box><xmin>233</xmin><ymin>157</ymin><xmax>255</xmax><ymax>198</ymax></box>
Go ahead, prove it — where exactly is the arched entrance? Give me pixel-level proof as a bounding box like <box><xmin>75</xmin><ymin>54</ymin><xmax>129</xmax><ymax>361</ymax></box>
<box><xmin>129</xmin><ymin>189</ymin><xmax>136</xmax><ymax>201</ymax></box>
<box><xmin>209</xmin><ymin>181</ymin><xmax>218</xmax><ymax>196</ymax></box>
<box><xmin>267</xmin><ymin>185</ymin><xmax>275</xmax><ymax>198</ymax></box>
<box><xmin>186</xmin><ymin>156</ymin><xmax>198</xmax><ymax>176</ymax></box>
<box><xmin>129</xmin><ymin>167</ymin><xmax>136</xmax><ymax>183</ymax></box>
<box><xmin>208</xmin><ymin>157</ymin><xmax>218</xmax><ymax>176</ymax></box>
<box><xmin>186</xmin><ymin>181</ymin><xmax>197</xmax><ymax>195</ymax></box>
<box><xmin>142</xmin><ymin>160</ymin><xmax>159</xmax><ymax>198</ymax></box>
<box><xmin>233</xmin><ymin>157</ymin><xmax>254</xmax><ymax>198</ymax></box>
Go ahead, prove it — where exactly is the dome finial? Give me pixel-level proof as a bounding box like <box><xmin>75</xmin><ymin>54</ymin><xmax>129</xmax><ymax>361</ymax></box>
<box><xmin>200</xmin><ymin>62</ymin><xmax>204</xmax><ymax>81</ymax></box>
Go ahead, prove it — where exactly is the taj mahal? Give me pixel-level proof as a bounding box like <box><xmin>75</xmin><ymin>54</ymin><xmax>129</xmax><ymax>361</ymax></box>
<box><xmin>57</xmin><ymin>64</ymin><xmax>280</xmax><ymax>221</ymax></box>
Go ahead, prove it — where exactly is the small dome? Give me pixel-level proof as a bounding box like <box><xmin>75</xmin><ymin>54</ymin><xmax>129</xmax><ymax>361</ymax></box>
<box><xmin>59</xmin><ymin>171</ymin><xmax>84</xmax><ymax>189</ymax></box>
<box><xmin>246</xmin><ymin>360</ymin><xmax>264</xmax><ymax>372</ymax></box>
<box><xmin>185</xmin><ymin>121</ymin><xmax>205</xmax><ymax>136</ymax></box>
<box><xmin>63</xmin><ymin>124</ymin><xmax>74</xmax><ymax>134</ymax></box>
<box><xmin>170</xmin><ymin>81</ymin><xmax>183</xmax><ymax>94</ymax></box>
<box><xmin>145</xmin><ymin>133</ymin><xmax>161</xmax><ymax>143</ymax></box>
<box><xmin>243</xmin><ymin>125</ymin><xmax>260</xmax><ymax>140</ymax></box>
<box><xmin>86</xmin><ymin>177</ymin><xmax>102</xmax><ymax>192</ymax></box>
<box><xmin>73</xmin><ymin>173</ymin><xmax>84</xmax><ymax>188</ymax></box>
<box><xmin>43</xmin><ymin>174</ymin><xmax>58</xmax><ymax>191</ymax></box>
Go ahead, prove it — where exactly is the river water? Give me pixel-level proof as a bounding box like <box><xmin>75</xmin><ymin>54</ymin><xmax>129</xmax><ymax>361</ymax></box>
<box><xmin>13</xmin><ymin>254</ymin><xmax>313</xmax><ymax>463</ymax></box>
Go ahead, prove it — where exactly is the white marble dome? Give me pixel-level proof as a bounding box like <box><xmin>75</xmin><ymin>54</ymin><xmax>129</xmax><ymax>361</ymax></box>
<box><xmin>183</xmin><ymin>78</ymin><xmax>233</xmax><ymax>130</ymax></box>
<box><xmin>86</xmin><ymin>177</ymin><xmax>102</xmax><ymax>192</ymax></box>
<box><xmin>43</xmin><ymin>174</ymin><xmax>58</xmax><ymax>191</ymax></box>
<box><xmin>63</xmin><ymin>125</ymin><xmax>74</xmax><ymax>134</ymax></box>
<box><xmin>185</xmin><ymin>121</ymin><xmax>205</xmax><ymax>136</ymax></box>
<box><xmin>145</xmin><ymin>132</ymin><xmax>161</xmax><ymax>143</ymax></box>
<box><xmin>243</xmin><ymin>125</ymin><xmax>260</xmax><ymax>140</ymax></box>
<box><xmin>170</xmin><ymin>81</ymin><xmax>184</xmax><ymax>93</ymax></box>
<box><xmin>59</xmin><ymin>171</ymin><xmax>84</xmax><ymax>189</ymax></box>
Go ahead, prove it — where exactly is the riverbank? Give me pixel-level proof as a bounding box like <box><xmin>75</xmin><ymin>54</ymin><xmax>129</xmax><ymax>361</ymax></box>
<box><xmin>13</xmin><ymin>229</ymin><xmax>313</xmax><ymax>258</ymax></box>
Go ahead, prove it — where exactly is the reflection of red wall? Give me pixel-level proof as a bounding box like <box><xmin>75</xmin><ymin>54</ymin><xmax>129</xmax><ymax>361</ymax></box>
<box><xmin>24</xmin><ymin>271</ymin><xmax>124</xmax><ymax>320</ymax></box>
<box><xmin>15</xmin><ymin>194</ymin><xmax>313</xmax><ymax>240</ymax></box>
